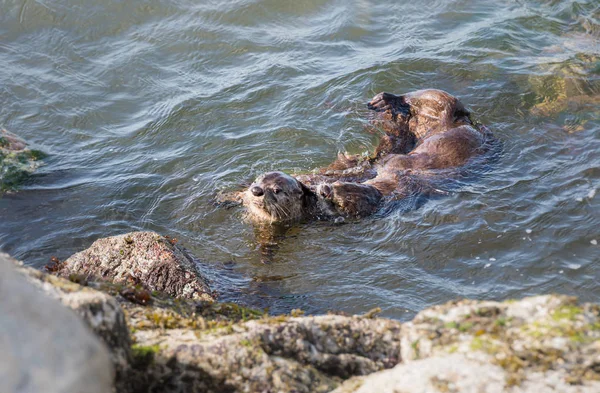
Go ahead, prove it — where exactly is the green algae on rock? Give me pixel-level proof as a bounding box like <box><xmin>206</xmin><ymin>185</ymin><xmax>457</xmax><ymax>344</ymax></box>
<box><xmin>335</xmin><ymin>295</ymin><xmax>600</xmax><ymax>393</ymax></box>
<box><xmin>0</xmin><ymin>128</ymin><xmax>46</xmax><ymax>192</ymax></box>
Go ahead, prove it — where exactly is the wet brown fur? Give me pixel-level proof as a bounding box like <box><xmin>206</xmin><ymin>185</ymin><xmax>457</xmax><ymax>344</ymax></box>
<box><xmin>235</xmin><ymin>89</ymin><xmax>494</xmax><ymax>222</ymax></box>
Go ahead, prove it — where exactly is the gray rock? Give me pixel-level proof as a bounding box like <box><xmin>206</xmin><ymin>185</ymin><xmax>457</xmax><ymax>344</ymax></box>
<box><xmin>0</xmin><ymin>253</ymin><xmax>113</xmax><ymax>393</ymax></box>
<box><xmin>0</xmin><ymin>128</ymin><xmax>45</xmax><ymax>192</ymax></box>
<box><xmin>58</xmin><ymin>231</ymin><xmax>214</xmax><ymax>301</ymax></box>
<box><xmin>335</xmin><ymin>295</ymin><xmax>600</xmax><ymax>393</ymax></box>
<box><xmin>18</xmin><ymin>239</ymin><xmax>600</xmax><ymax>393</ymax></box>
<box><xmin>127</xmin><ymin>312</ymin><xmax>402</xmax><ymax>393</ymax></box>
<box><xmin>16</xmin><ymin>262</ymin><xmax>132</xmax><ymax>373</ymax></box>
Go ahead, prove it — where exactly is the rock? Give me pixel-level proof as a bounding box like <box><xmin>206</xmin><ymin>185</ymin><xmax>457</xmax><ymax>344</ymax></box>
<box><xmin>15</xmin><ymin>241</ymin><xmax>600</xmax><ymax>393</ymax></box>
<box><xmin>26</xmin><ymin>253</ymin><xmax>403</xmax><ymax>392</ymax></box>
<box><xmin>334</xmin><ymin>295</ymin><xmax>600</xmax><ymax>393</ymax></box>
<box><xmin>58</xmin><ymin>231</ymin><xmax>215</xmax><ymax>301</ymax></box>
<box><xmin>0</xmin><ymin>128</ymin><xmax>45</xmax><ymax>191</ymax></box>
<box><xmin>0</xmin><ymin>253</ymin><xmax>113</xmax><ymax>393</ymax></box>
<box><xmin>126</xmin><ymin>310</ymin><xmax>402</xmax><ymax>393</ymax></box>
<box><xmin>16</xmin><ymin>261</ymin><xmax>132</xmax><ymax>373</ymax></box>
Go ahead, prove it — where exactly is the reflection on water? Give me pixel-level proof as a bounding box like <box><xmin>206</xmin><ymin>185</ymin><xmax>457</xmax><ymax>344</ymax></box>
<box><xmin>0</xmin><ymin>0</ymin><xmax>598</xmax><ymax>319</ymax></box>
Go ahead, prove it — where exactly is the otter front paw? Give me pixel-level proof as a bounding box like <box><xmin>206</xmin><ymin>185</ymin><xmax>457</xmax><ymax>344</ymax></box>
<box><xmin>367</xmin><ymin>92</ymin><xmax>405</xmax><ymax>115</ymax></box>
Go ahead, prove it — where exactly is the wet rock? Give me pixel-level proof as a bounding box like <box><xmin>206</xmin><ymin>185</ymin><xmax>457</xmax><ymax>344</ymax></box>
<box><xmin>0</xmin><ymin>253</ymin><xmax>113</xmax><ymax>393</ymax></box>
<box><xmin>58</xmin><ymin>231</ymin><xmax>215</xmax><ymax>301</ymax></box>
<box><xmin>335</xmin><ymin>295</ymin><xmax>600</xmax><ymax>393</ymax></box>
<box><xmin>127</xmin><ymin>311</ymin><xmax>402</xmax><ymax>393</ymax></box>
<box><xmin>0</xmin><ymin>128</ymin><xmax>45</xmax><ymax>191</ymax></box>
<box><xmin>526</xmin><ymin>51</ymin><xmax>600</xmax><ymax>132</ymax></box>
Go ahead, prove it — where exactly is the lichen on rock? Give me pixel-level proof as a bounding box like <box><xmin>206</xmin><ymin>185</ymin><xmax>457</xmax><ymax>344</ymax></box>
<box><xmin>57</xmin><ymin>231</ymin><xmax>215</xmax><ymax>301</ymax></box>
<box><xmin>336</xmin><ymin>295</ymin><xmax>600</xmax><ymax>393</ymax></box>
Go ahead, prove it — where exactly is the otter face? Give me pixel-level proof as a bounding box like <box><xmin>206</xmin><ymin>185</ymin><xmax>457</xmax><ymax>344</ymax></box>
<box><xmin>241</xmin><ymin>171</ymin><xmax>312</xmax><ymax>223</ymax></box>
<box><xmin>368</xmin><ymin>89</ymin><xmax>471</xmax><ymax>140</ymax></box>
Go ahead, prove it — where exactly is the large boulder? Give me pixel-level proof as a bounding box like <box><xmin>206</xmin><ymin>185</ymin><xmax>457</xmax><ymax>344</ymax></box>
<box><xmin>334</xmin><ymin>295</ymin><xmax>600</xmax><ymax>393</ymax></box>
<box><xmin>16</xmin><ymin>261</ymin><xmax>132</xmax><ymax>373</ymax></box>
<box><xmin>57</xmin><ymin>231</ymin><xmax>215</xmax><ymax>301</ymax></box>
<box><xmin>126</xmin><ymin>309</ymin><xmax>402</xmax><ymax>393</ymax></box>
<box><xmin>0</xmin><ymin>128</ymin><xmax>45</xmax><ymax>191</ymax></box>
<box><xmin>0</xmin><ymin>253</ymin><xmax>113</xmax><ymax>393</ymax></box>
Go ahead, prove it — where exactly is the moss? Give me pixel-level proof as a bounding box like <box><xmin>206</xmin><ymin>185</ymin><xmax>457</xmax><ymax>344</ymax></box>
<box><xmin>444</xmin><ymin>321</ymin><xmax>459</xmax><ymax>330</ymax></box>
<box><xmin>131</xmin><ymin>344</ymin><xmax>160</xmax><ymax>368</ymax></box>
<box><xmin>552</xmin><ymin>305</ymin><xmax>583</xmax><ymax>321</ymax></box>
<box><xmin>495</xmin><ymin>317</ymin><xmax>507</xmax><ymax>327</ymax></box>
<box><xmin>411</xmin><ymin>340</ymin><xmax>420</xmax><ymax>358</ymax></box>
<box><xmin>240</xmin><ymin>338</ymin><xmax>254</xmax><ymax>347</ymax></box>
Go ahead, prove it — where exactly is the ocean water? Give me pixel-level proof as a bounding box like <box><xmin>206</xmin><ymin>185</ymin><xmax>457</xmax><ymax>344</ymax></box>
<box><xmin>0</xmin><ymin>0</ymin><xmax>598</xmax><ymax>319</ymax></box>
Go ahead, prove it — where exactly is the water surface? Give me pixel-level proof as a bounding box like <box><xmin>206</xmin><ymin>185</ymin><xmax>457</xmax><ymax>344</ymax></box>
<box><xmin>1</xmin><ymin>0</ymin><xmax>598</xmax><ymax>319</ymax></box>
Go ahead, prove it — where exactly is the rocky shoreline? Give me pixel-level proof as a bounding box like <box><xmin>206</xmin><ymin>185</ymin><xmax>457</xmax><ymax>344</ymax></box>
<box><xmin>2</xmin><ymin>231</ymin><xmax>599</xmax><ymax>393</ymax></box>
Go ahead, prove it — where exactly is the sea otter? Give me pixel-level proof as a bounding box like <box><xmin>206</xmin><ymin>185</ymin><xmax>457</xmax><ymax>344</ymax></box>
<box><xmin>226</xmin><ymin>89</ymin><xmax>495</xmax><ymax>223</ymax></box>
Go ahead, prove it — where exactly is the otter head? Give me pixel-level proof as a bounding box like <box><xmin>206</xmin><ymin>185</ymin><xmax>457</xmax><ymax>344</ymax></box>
<box><xmin>368</xmin><ymin>89</ymin><xmax>471</xmax><ymax>140</ymax></box>
<box><xmin>316</xmin><ymin>181</ymin><xmax>383</xmax><ymax>219</ymax></box>
<box><xmin>241</xmin><ymin>171</ymin><xmax>316</xmax><ymax>223</ymax></box>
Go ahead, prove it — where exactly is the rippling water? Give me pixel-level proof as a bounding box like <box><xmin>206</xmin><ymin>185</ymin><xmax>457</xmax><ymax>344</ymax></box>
<box><xmin>1</xmin><ymin>0</ymin><xmax>598</xmax><ymax>319</ymax></box>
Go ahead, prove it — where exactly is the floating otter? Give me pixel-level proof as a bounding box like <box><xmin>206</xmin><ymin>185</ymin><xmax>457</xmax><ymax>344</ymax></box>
<box><xmin>226</xmin><ymin>89</ymin><xmax>496</xmax><ymax>224</ymax></box>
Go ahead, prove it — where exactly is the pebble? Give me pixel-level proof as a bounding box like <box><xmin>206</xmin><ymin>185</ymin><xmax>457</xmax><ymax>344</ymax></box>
<box><xmin>559</xmin><ymin>270</ymin><xmax>564</xmax><ymax>274</ymax></box>
<box><xmin>489</xmin><ymin>257</ymin><xmax>496</xmax><ymax>262</ymax></box>
<box><xmin>591</xmin><ymin>239</ymin><xmax>598</xmax><ymax>245</ymax></box>
<box><xmin>525</xmin><ymin>229</ymin><xmax>532</xmax><ymax>234</ymax></box>
<box><xmin>484</xmin><ymin>263</ymin><xmax>491</xmax><ymax>268</ymax></box>
<box><xmin>588</xmin><ymin>189</ymin><xmax>596</xmax><ymax>199</ymax></box>
<box><xmin>567</xmin><ymin>263</ymin><xmax>581</xmax><ymax>270</ymax></box>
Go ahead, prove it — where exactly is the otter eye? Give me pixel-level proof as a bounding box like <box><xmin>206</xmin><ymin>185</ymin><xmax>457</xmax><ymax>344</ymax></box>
<box><xmin>272</xmin><ymin>188</ymin><xmax>281</xmax><ymax>194</ymax></box>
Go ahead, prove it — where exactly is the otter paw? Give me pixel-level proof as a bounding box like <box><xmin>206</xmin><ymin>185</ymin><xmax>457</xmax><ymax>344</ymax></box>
<box><xmin>367</xmin><ymin>92</ymin><xmax>404</xmax><ymax>113</ymax></box>
<box><xmin>317</xmin><ymin>184</ymin><xmax>333</xmax><ymax>199</ymax></box>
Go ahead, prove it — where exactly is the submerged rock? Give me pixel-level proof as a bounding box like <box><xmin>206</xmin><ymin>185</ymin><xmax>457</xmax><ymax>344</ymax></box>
<box><xmin>0</xmin><ymin>128</ymin><xmax>45</xmax><ymax>191</ymax></box>
<box><xmin>0</xmin><ymin>253</ymin><xmax>113</xmax><ymax>393</ymax></box>
<box><xmin>57</xmin><ymin>231</ymin><xmax>215</xmax><ymax>301</ymax></box>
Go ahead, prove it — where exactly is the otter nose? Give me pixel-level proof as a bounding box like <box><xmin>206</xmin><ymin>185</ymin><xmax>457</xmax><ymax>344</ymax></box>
<box><xmin>251</xmin><ymin>186</ymin><xmax>264</xmax><ymax>197</ymax></box>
